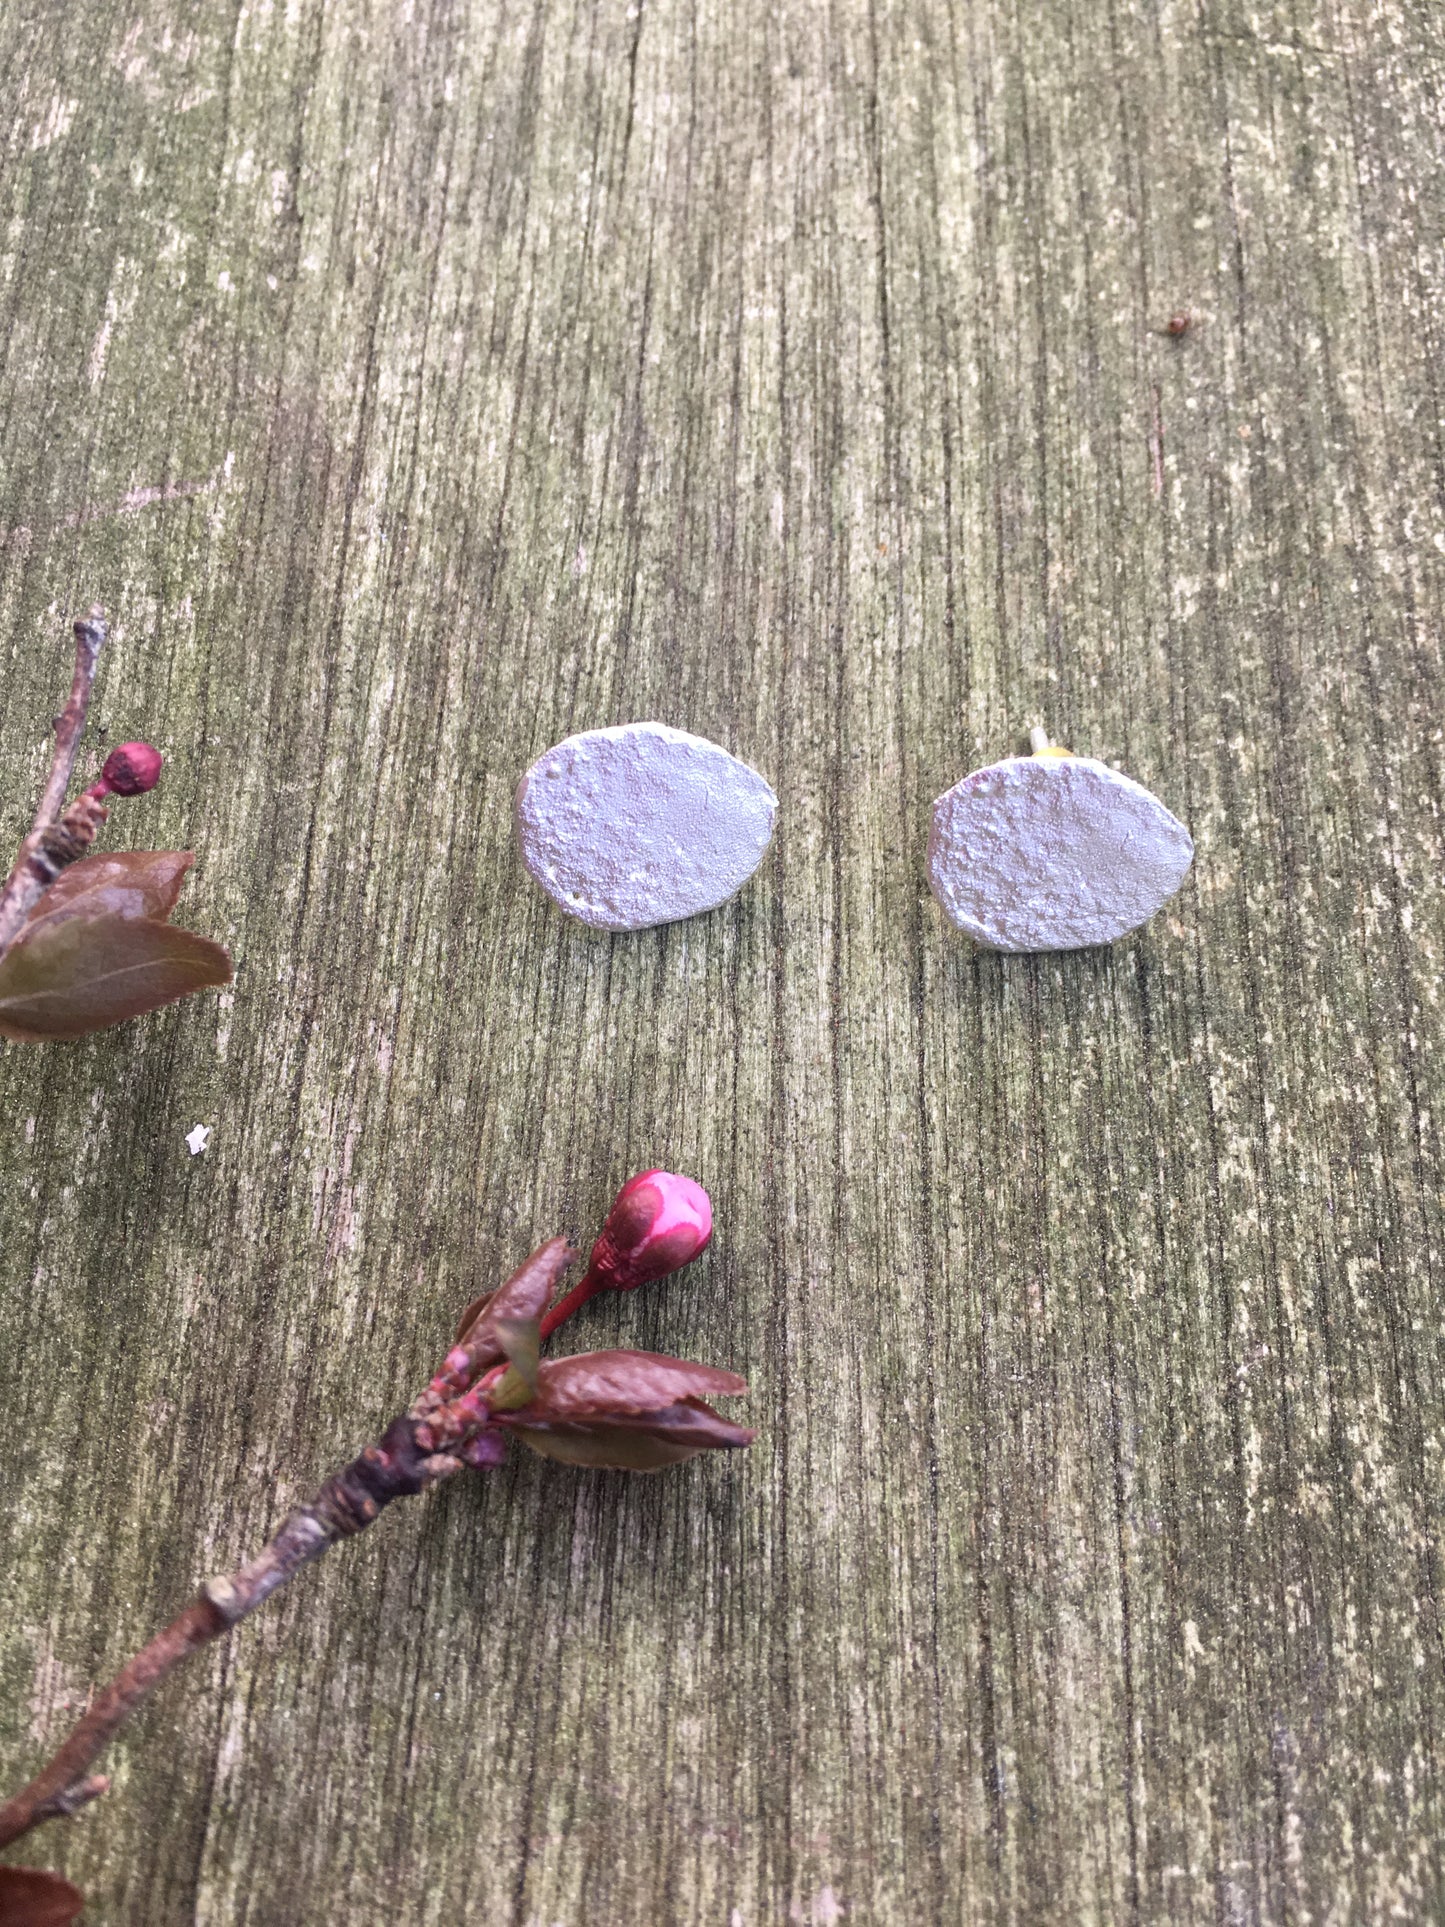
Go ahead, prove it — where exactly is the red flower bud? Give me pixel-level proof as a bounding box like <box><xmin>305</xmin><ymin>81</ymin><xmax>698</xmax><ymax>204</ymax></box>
<box><xmin>97</xmin><ymin>742</ymin><xmax>163</xmax><ymax>797</ymax></box>
<box><xmin>538</xmin><ymin>1171</ymin><xmax>713</xmax><ymax>1340</ymax></box>
<box><xmin>588</xmin><ymin>1170</ymin><xmax>712</xmax><ymax>1292</ymax></box>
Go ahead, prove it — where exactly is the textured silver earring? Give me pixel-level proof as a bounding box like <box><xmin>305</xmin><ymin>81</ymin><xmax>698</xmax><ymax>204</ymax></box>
<box><xmin>927</xmin><ymin>728</ymin><xmax>1193</xmax><ymax>952</ymax></box>
<box><xmin>515</xmin><ymin>722</ymin><xmax>777</xmax><ymax>931</ymax></box>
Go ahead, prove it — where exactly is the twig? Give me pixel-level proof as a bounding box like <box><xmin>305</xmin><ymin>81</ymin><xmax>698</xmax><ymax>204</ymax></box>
<box><xmin>0</xmin><ymin>1429</ymin><xmax>450</xmax><ymax>1849</ymax></box>
<box><xmin>0</xmin><ymin>1239</ymin><xmax>575</xmax><ymax>1852</ymax></box>
<box><xmin>0</xmin><ymin>1604</ymin><xmax>219</xmax><ymax>1847</ymax></box>
<box><xmin>0</xmin><ymin>1173</ymin><xmax>743</xmax><ymax>1861</ymax></box>
<box><xmin>0</xmin><ymin>616</ymin><xmax>108</xmax><ymax>959</ymax></box>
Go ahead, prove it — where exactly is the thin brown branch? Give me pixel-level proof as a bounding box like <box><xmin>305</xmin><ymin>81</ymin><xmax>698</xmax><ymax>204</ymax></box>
<box><xmin>0</xmin><ymin>615</ymin><xmax>108</xmax><ymax>959</ymax></box>
<box><xmin>0</xmin><ymin>1417</ymin><xmax>456</xmax><ymax>1851</ymax></box>
<box><xmin>0</xmin><ymin>1600</ymin><xmax>223</xmax><ymax>1849</ymax></box>
<box><xmin>0</xmin><ymin>1239</ymin><xmax>571</xmax><ymax>1852</ymax></box>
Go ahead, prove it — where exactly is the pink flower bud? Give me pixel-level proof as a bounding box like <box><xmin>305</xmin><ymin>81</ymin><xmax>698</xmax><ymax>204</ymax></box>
<box><xmin>588</xmin><ymin>1169</ymin><xmax>712</xmax><ymax>1293</ymax></box>
<box><xmin>98</xmin><ymin>742</ymin><xmax>163</xmax><ymax>796</ymax></box>
<box><xmin>537</xmin><ymin>1172</ymin><xmax>714</xmax><ymax>1341</ymax></box>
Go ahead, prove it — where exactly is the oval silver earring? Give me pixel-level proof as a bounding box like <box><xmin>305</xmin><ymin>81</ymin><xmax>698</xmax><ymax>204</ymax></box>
<box><xmin>927</xmin><ymin>728</ymin><xmax>1193</xmax><ymax>952</ymax></box>
<box><xmin>516</xmin><ymin>722</ymin><xmax>777</xmax><ymax>931</ymax></box>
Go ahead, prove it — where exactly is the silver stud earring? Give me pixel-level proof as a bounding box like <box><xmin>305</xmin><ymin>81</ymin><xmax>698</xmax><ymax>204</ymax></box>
<box><xmin>516</xmin><ymin>722</ymin><xmax>778</xmax><ymax>931</ymax></box>
<box><xmin>927</xmin><ymin>728</ymin><xmax>1193</xmax><ymax>952</ymax></box>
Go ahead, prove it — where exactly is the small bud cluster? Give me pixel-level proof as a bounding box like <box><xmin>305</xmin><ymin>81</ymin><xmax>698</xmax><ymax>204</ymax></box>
<box><xmin>417</xmin><ymin>1171</ymin><xmax>750</xmax><ymax>1475</ymax></box>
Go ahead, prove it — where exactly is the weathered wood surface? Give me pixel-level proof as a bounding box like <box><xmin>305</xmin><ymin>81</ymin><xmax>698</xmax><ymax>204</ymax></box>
<box><xmin>2</xmin><ymin>1</ymin><xmax>1444</xmax><ymax>1920</ymax></box>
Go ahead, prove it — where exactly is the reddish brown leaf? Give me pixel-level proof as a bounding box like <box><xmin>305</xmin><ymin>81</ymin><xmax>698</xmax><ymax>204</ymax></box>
<box><xmin>499</xmin><ymin>1351</ymin><xmax>755</xmax><ymax>1470</ymax></box>
<box><xmin>453</xmin><ymin>1287</ymin><xmax>496</xmax><ymax>1345</ymax></box>
<box><xmin>0</xmin><ymin>911</ymin><xmax>232</xmax><ymax>1042</ymax></box>
<box><xmin>513</xmin><ymin>1421</ymin><xmax>717</xmax><ymax>1471</ymax></box>
<box><xmin>453</xmin><ymin>1239</ymin><xmax>575</xmax><ymax>1356</ymax></box>
<box><xmin>529</xmin><ymin>1350</ymin><xmax>748</xmax><ymax>1420</ymax></box>
<box><xmin>0</xmin><ymin>1866</ymin><xmax>84</xmax><ymax>1925</ymax></box>
<box><xmin>20</xmin><ymin>850</ymin><xmax>194</xmax><ymax>935</ymax></box>
<box><xmin>511</xmin><ymin>1402</ymin><xmax>756</xmax><ymax>1471</ymax></box>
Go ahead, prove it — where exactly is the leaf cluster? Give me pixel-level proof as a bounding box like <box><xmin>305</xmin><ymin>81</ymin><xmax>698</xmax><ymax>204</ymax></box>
<box><xmin>0</xmin><ymin>852</ymin><xmax>231</xmax><ymax>1042</ymax></box>
<box><xmin>486</xmin><ymin>1317</ymin><xmax>754</xmax><ymax>1471</ymax></box>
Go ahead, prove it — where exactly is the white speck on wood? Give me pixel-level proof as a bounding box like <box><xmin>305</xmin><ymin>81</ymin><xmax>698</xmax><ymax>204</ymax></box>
<box><xmin>515</xmin><ymin>723</ymin><xmax>778</xmax><ymax>930</ymax></box>
<box><xmin>185</xmin><ymin>1124</ymin><xmax>212</xmax><ymax>1156</ymax></box>
<box><xmin>927</xmin><ymin>754</ymin><xmax>1194</xmax><ymax>951</ymax></box>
